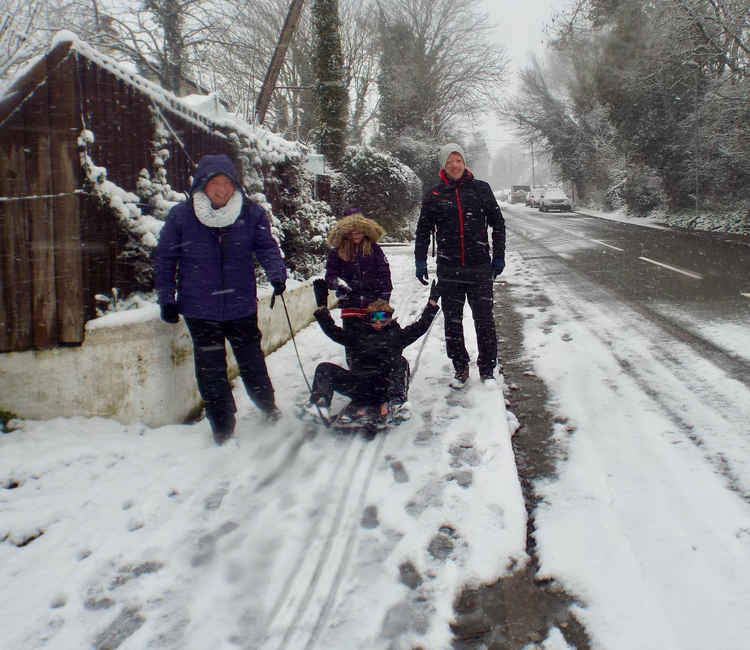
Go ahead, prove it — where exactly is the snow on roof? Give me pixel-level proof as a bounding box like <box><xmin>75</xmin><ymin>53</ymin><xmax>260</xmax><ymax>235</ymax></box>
<box><xmin>1</xmin><ymin>30</ymin><xmax>304</xmax><ymax>165</ymax></box>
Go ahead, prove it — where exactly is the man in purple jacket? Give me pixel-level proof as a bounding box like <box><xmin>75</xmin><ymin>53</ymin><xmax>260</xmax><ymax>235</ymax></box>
<box><xmin>152</xmin><ymin>154</ymin><xmax>287</xmax><ymax>444</ymax></box>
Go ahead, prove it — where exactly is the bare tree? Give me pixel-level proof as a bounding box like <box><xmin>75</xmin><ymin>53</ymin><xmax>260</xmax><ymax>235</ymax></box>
<box><xmin>0</xmin><ymin>0</ymin><xmax>50</xmax><ymax>86</ymax></box>
<box><xmin>378</xmin><ymin>0</ymin><xmax>509</xmax><ymax>138</ymax></box>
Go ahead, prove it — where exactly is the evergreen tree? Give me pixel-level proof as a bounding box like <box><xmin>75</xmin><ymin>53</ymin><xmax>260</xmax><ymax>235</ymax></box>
<box><xmin>312</xmin><ymin>0</ymin><xmax>348</xmax><ymax>168</ymax></box>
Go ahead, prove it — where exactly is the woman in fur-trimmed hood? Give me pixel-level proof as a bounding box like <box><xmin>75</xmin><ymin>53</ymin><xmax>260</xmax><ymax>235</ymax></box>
<box><xmin>325</xmin><ymin>208</ymin><xmax>392</xmax><ymax>314</ymax></box>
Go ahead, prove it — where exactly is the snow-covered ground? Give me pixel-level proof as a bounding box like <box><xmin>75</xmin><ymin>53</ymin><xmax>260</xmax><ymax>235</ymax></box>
<box><xmin>0</xmin><ymin>248</ymin><xmax>525</xmax><ymax>650</ymax></box>
<box><xmin>3</xmin><ymin>240</ymin><xmax>750</xmax><ymax>650</ymax></box>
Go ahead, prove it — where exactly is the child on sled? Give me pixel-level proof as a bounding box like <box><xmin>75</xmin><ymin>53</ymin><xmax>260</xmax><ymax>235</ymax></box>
<box><xmin>302</xmin><ymin>279</ymin><xmax>440</xmax><ymax>426</ymax></box>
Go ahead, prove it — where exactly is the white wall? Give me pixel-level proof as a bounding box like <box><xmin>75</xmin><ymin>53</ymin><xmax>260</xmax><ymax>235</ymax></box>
<box><xmin>0</xmin><ymin>283</ymin><xmax>325</xmax><ymax>427</ymax></box>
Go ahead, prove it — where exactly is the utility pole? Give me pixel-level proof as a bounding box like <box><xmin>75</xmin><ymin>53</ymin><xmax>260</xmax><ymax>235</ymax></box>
<box><xmin>530</xmin><ymin>140</ymin><xmax>536</xmax><ymax>186</ymax></box>
<box><xmin>255</xmin><ymin>0</ymin><xmax>306</xmax><ymax>125</ymax></box>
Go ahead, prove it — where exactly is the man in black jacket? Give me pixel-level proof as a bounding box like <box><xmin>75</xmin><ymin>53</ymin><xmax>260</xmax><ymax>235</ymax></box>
<box><xmin>414</xmin><ymin>143</ymin><xmax>505</xmax><ymax>388</ymax></box>
<box><xmin>302</xmin><ymin>279</ymin><xmax>440</xmax><ymax>424</ymax></box>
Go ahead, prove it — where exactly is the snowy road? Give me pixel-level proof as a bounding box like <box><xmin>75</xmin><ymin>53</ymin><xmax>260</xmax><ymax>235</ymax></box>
<box><xmin>501</xmin><ymin>205</ymin><xmax>750</xmax><ymax>649</ymax></box>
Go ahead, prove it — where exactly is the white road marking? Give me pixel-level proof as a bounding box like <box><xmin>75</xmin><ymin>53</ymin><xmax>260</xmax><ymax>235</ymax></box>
<box><xmin>638</xmin><ymin>256</ymin><xmax>703</xmax><ymax>280</ymax></box>
<box><xmin>592</xmin><ymin>239</ymin><xmax>625</xmax><ymax>252</ymax></box>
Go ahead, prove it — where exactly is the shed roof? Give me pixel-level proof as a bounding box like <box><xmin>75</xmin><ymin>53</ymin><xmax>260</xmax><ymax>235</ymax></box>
<box><xmin>0</xmin><ymin>32</ymin><xmax>228</xmax><ymax>135</ymax></box>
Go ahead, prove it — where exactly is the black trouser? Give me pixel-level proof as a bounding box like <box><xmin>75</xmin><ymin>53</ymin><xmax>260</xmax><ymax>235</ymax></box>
<box><xmin>311</xmin><ymin>357</ymin><xmax>410</xmax><ymax>407</ymax></box>
<box><xmin>439</xmin><ymin>274</ymin><xmax>497</xmax><ymax>375</ymax></box>
<box><xmin>184</xmin><ymin>315</ymin><xmax>275</xmax><ymax>420</ymax></box>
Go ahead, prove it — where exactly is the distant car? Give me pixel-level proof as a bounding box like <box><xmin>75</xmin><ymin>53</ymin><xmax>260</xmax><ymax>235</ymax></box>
<box><xmin>538</xmin><ymin>188</ymin><xmax>572</xmax><ymax>212</ymax></box>
<box><xmin>509</xmin><ymin>184</ymin><xmax>530</xmax><ymax>204</ymax></box>
<box><xmin>526</xmin><ymin>186</ymin><xmax>546</xmax><ymax>207</ymax></box>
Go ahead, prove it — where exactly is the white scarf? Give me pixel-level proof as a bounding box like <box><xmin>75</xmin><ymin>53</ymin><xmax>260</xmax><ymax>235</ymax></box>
<box><xmin>193</xmin><ymin>190</ymin><xmax>243</xmax><ymax>228</ymax></box>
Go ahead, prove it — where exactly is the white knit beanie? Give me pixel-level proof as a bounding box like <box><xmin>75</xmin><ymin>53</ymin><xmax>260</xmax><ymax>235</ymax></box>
<box><xmin>439</xmin><ymin>142</ymin><xmax>466</xmax><ymax>170</ymax></box>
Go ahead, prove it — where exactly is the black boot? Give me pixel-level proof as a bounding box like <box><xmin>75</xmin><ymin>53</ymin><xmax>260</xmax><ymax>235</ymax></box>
<box><xmin>207</xmin><ymin>411</ymin><xmax>236</xmax><ymax>445</ymax></box>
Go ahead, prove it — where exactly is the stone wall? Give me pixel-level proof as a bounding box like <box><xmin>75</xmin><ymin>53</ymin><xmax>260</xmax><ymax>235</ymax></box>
<box><xmin>0</xmin><ymin>282</ymin><xmax>325</xmax><ymax>427</ymax></box>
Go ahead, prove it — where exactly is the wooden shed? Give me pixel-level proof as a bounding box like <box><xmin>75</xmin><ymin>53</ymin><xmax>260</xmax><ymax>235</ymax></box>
<box><xmin>0</xmin><ymin>38</ymin><xmax>265</xmax><ymax>353</ymax></box>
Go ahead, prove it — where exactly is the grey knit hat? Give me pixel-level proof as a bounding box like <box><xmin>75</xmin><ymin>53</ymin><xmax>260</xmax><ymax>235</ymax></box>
<box><xmin>439</xmin><ymin>142</ymin><xmax>466</xmax><ymax>170</ymax></box>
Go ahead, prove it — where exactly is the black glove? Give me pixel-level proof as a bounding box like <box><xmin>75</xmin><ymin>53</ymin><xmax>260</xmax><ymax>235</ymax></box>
<box><xmin>312</xmin><ymin>279</ymin><xmax>329</xmax><ymax>308</ymax></box>
<box><xmin>272</xmin><ymin>280</ymin><xmax>286</xmax><ymax>295</ymax></box>
<box><xmin>160</xmin><ymin>303</ymin><xmax>179</xmax><ymax>324</ymax></box>
<box><xmin>428</xmin><ymin>280</ymin><xmax>440</xmax><ymax>303</ymax></box>
<box><xmin>415</xmin><ymin>260</ymin><xmax>429</xmax><ymax>285</ymax></box>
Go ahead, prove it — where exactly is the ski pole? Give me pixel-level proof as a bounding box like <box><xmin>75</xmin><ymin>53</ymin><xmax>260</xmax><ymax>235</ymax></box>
<box><xmin>272</xmin><ymin>292</ymin><xmax>331</xmax><ymax>427</ymax></box>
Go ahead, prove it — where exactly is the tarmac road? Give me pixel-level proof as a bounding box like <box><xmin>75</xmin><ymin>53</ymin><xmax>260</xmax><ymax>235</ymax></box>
<box><xmin>451</xmin><ymin>204</ymin><xmax>750</xmax><ymax>649</ymax></box>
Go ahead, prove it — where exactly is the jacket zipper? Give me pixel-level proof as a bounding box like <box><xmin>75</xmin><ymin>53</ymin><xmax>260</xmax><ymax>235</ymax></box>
<box><xmin>455</xmin><ymin>186</ymin><xmax>466</xmax><ymax>266</ymax></box>
<box><xmin>217</xmin><ymin>229</ymin><xmax>225</xmax><ymax>319</ymax></box>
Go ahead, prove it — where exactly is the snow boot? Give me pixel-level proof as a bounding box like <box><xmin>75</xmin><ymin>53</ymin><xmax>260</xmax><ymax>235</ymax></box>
<box><xmin>208</xmin><ymin>411</ymin><xmax>236</xmax><ymax>445</ymax></box>
<box><xmin>388</xmin><ymin>400</ymin><xmax>412</xmax><ymax>423</ymax></box>
<box><xmin>449</xmin><ymin>365</ymin><xmax>470</xmax><ymax>390</ymax></box>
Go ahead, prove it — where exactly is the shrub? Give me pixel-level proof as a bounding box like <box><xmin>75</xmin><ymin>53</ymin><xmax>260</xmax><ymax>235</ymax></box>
<box><xmin>623</xmin><ymin>164</ymin><xmax>665</xmax><ymax>217</ymax></box>
<box><xmin>339</xmin><ymin>146</ymin><xmax>422</xmax><ymax>239</ymax></box>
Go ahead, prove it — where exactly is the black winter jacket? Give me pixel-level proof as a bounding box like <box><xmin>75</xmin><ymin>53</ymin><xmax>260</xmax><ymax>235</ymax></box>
<box><xmin>314</xmin><ymin>303</ymin><xmax>439</xmax><ymax>377</ymax></box>
<box><xmin>415</xmin><ymin>169</ymin><xmax>505</xmax><ymax>274</ymax></box>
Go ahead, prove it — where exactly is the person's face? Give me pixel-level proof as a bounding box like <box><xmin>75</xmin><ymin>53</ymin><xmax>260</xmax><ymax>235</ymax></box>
<box><xmin>203</xmin><ymin>174</ymin><xmax>235</xmax><ymax>208</ymax></box>
<box><xmin>350</xmin><ymin>231</ymin><xmax>364</xmax><ymax>245</ymax></box>
<box><xmin>444</xmin><ymin>152</ymin><xmax>466</xmax><ymax>180</ymax></box>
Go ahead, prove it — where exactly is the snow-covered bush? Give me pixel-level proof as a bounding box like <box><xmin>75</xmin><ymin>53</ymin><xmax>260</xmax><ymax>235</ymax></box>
<box><xmin>384</xmin><ymin>135</ymin><xmax>437</xmax><ymax>191</ymax></box>
<box><xmin>339</xmin><ymin>146</ymin><xmax>422</xmax><ymax>240</ymax></box>
<box><xmin>270</xmin><ymin>159</ymin><xmax>336</xmax><ymax>277</ymax></box>
<box><xmin>135</xmin><ymin>118</ymin><xmax>185</xmax><ymax>219</ymax></box>
<box><xmin>282</xmin><ymin>201</ymin><xmax>337</xmax><ymax>277</ymax></box>
<box><xmin>79</xmin><ymin>130</ymin><xmax>162</xmax><ymax>291</ymax></box>
<box><xmin>623</xmin><ymin>164</ymin><xmax>665</xmax><ymax>217</ymax></box>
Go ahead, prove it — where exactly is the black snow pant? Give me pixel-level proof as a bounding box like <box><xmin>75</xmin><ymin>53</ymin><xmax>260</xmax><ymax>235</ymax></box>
<box><xmin>438</xmin><ymin>272</ymin><xmax>497</xmax><ymax>376</ymax></box>
<box><xmin>310</xmin><ymin>357</ymin><xmax>410</xmax><ymax>407</ymax></box>
<box><xmin>184</xmin><ymin>315</ymin><xmax>276</xmax><ymax>423</ymax></box>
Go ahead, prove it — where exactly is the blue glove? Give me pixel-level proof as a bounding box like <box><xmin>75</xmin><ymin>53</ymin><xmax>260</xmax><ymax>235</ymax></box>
<box><xmin>415</xmin><ymin>260</ymin><xmax>429</xmax><ymax>285</ymax></box>
<box><xmin>492</xmin><ymin>256</ymin><xmax>505</xmax><ymax>279</ymax></box>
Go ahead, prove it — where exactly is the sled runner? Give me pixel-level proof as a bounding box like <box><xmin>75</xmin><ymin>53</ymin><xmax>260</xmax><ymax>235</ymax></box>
<box><xmin>298</xmin><ymin>399</ymin><xmax>411</xmax><ymax>435</ymax></box>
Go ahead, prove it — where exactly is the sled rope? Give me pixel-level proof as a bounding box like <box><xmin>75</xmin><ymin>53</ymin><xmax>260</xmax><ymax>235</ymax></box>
<box><xmin>272</xmin><ymin>292</ymin><xmax>332</xmax><ymax>427</ymax></box>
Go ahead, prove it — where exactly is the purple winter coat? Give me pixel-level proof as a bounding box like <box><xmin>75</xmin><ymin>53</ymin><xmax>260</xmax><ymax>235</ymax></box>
<box><xmin>152</xmin><ymin>154</ymin><xmax>286</xmax><ymax>321</ymax></box>
<box><xmin>325</xmin><ymin>244</ymin><xmax>392</xmax><ymax>309</ymax></box>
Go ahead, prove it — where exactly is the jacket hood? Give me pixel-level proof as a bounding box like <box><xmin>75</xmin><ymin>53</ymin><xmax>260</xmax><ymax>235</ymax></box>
<box><xmin>190</xmin><ymin>154</ymin><xmax>243</xmax><ymax>195</ymax></box>
<box><xmin>327</xmin><ymin>214</ymin><xmax>385</xmax><ymax>248</ymax></box>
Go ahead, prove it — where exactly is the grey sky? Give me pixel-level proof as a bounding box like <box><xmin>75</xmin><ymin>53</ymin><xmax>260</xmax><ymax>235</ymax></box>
<box><xmin>479</xmin><ymin>0</ymin><xmax>571</xmax><ymax>149</ymax></box>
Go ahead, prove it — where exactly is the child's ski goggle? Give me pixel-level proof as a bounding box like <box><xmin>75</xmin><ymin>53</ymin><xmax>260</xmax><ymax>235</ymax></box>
<box><xmin>369</xmin><ymin>311</ymin><xmax>390</xmax><ymax>323</ymax></box>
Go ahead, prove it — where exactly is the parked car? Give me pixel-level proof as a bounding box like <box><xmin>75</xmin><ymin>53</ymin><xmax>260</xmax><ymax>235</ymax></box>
<box><xmin>526</xmin><ymin>186</ymin><xmax>546</xmax><ymax>207</ymax></box>
<box><xmin>509</xmin><ymin>184</ymin><xmax>530</xmax><ymax>204</ymax></box>
<box><xmin>538</xmin><ymin>188</ymin><xmax>572</xmax><ymax>212</ymax></box>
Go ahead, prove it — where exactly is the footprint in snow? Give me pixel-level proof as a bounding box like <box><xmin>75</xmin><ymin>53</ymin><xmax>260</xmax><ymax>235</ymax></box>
<box><xmin>427</xmin><ymin>525</ymin><xmax>464</xmax><ymax>562</ymax></box>
<box><xmin>405</xmin><ymin>479</ymin><xmax>444</xmax><ymax>517</ymax></box>
<box><xmin>388</xmin><ymin>458</ymin><xmax>409</xmax><ymax>483</ymax></box>
<box><xmin>204</xmin><ymin>482</ymin><xmax>229</xmax><ymax>511</ymax></box>
<box><xmin>190</xmin><ymin>520</ymin><xmax>239</xmax><ymax>567</ymax></box>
